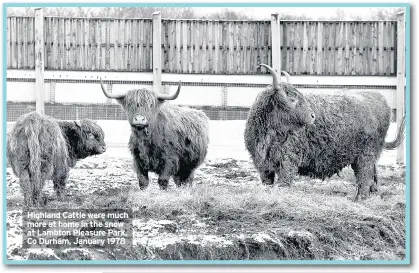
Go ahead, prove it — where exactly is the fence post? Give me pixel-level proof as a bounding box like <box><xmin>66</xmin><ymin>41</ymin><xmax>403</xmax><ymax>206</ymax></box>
<box><xmin>270</xmin><ymin>13</ymin><xmax>281</xmax><ymax>72</ymax></box>
<box><xmin>396</xmin><ymin>11</ymin><xmax>406</xmax><ymax>164</ymax></box>
<box><xmin>34</xmin><ymin>8</ymin><xmax>45</xmax><ymax>114</ymax></box>
<box><xmin>152</xmin><ymin>11</ymin><xmax>162</xmax><ymax>94</ymax></box>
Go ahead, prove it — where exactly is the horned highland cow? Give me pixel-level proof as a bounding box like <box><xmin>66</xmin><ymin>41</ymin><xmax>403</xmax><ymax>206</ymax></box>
<box><xmin>244</xmin><ymin>64</ymin><xmax>406</xmax><ymax>201</ymax></box>
<box><xmin>99</xmin><ymin>80</ymin><xmax>209</xmax><ymax>190</ymax></box>
<box><xmin>7</xmin><ymin>111</ymin><xmax>106</xmax><ymax>206</ymax></box>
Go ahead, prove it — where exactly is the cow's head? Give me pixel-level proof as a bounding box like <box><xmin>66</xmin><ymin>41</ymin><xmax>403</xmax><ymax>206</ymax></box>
<box><xmin>74</xmin><ymin>119</ymin><xmax>106</xmax><ymax>155</ymax></box>
<box><xmin>99</xmin><ymin>80</ymin><xmax>181</xmax><ymax>131</ymax></box>
<box><xmin>258</xmin><ymin>64</ymin><xmax>315</xmax><ymax>128</ymax></box>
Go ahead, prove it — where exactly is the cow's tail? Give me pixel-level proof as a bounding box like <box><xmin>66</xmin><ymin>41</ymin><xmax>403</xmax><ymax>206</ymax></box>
<box><xmin>384</xmin><ymin>115</ymin><xmax>406</xmax><ymax>150</ymax></box>
<box><xmin>25</xmin><ymin>118</ymin><xmax>43</xmax><ymax>184</ymax></box>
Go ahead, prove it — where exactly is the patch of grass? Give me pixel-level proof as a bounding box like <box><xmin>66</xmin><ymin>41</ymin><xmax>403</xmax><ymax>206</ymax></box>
<box><xmin>6</xmin><ymin>156</ymin><xmax>406</xmax><ymax>260</ymax></box>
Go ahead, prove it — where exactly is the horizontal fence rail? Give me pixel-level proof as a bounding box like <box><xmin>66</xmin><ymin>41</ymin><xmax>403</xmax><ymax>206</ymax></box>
<box><xmin>7</xmin><ymin>16</ymin><xmax>397</xmax><ymax>75</ymax></box>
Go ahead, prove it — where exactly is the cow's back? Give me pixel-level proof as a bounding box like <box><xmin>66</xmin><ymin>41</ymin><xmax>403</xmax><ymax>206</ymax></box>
<box><xmin>297</xmin><ymin>91</ymin><xmax>391</xmax><ymax>179</ymax></box>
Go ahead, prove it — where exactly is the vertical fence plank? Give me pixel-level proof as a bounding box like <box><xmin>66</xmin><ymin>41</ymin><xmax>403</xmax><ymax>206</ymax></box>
<box><xmin>372</xmin><ymin>22</ymin><xmax>378</xmax><ymax>75</ymax></box>
<box><xmin>316</xmin><ymin>22</ymin><xmax>323</xmax><ymax>75</ymax></box>
<box><xmin>365</xmin><ymin>22</ymin><xmax>371</xmax><ymax>75</ymax></box>
<box><xmin>384</xmin><ymin>22</ymin><xmax>393</xmax><ymax>76</ymax></box>
<box><xmin>95</xmin><ymin>19</ymin><xmax>100</xmax><ymax>70</ymax></box>
<box><xmin>17</xmin><ymin>17</ymin><xmax>22</xmax><ymax>68</ymax></box>
<box><xmin>7</xmin><ymin>17</ymin><xmax>10</xmax><ymax>69</ymax></box>
<box><xmin>138</xmin><ymin>19</ymin><xmax>143</xmax><ymax>71</ymax></box>
<box><xmin>34</xmin><ymin>8</ymin><xmax>45</xmax><ymax>114</ymax></box>
<box><xmin>71</xmin><ymin>19</ymin><xmax>77</xmax><ymax>70</ymax></box>
<box><xmin>10</xmin><ymin>17</ymin><xmax>16</xmax><ymax>68</ymax></box>
<box><xmin>152</xmin><ymin>11</ymin><xmax>162</xmax><ymax>93</ymax></box>
<box><xmin>22</xmin><ymin>17</ymin><xmax>27</xmax><ymax>69</ymax></box>
<box><xmin>350</xmin><ymin>22</ymin><xmax>356</xmax><ymax>75</ymax></box>
<box><xmin>213</xmin><ymin>21</ymin><xmax>219</xmax><ymax>74</ymax></box>
<box><xmin>309</xmin><ymin>22</ymin><xmax>316</xmax><ymax>74</ymax></box>
<box><xmin>396</xmin><ymin>11</ymin><xmax>406</xmax><ymax>164</ymax></box>
<box><xmin>207</xmin><ymin>20</ymin><xmax>213</xmax><ymax>73</ymax></box>
<box><xmin>98</xmin><ymin>19</ymin><xmax>104</xmax><ymax>70</ymax></box>
<box><xmin>51</xmin><ymin>18</ymin><xmax>57</xmax><ymax>69</ymax></box>
<box><xmin>336</xmin><ymin>22</ymin><xmax>342</xmax><ymax>75</ymax></box>
<box><xmin>109</xmin><ymin>19</ymin><xmax>115</xmax><ymax>71</ymax></box>
<box><xmin>176</xmin><ymin>20</ymin><xmax>181</xmax><ymax>73</ymax></box>
<box><xmin>378</xmin><ymin>21</ymin><xmax>384</xmax><ymax>74</ymax></box>
<box><xmin>228</xmin><ymin>22</ymin><xmax>234</xmax><ymax>73</ymax></box>
<box><xmin>64</xmin><ymin>18</ymin><xmax>70</xmax><ymax>70</ymax></box>
<box><xmin>181</xmin><ymin>20</ymin><xmax>187</xmax><ymax>73</ymax></box>
<box><xmin>202</xmin><ymin>21</ymin><xmax>208</xmax><ymax>73</ymax></box>
<box><xmin>294</xmin><ymin>22</ymin><xmax>301</xmax><ymax>74</ymax></box>
<box><xmin>28</xmin><ymin>17</ymin><xmax>34</xmax><ymax>69</ymax></box>
<box><xmin>301</xmin><ymin>22</ymin><xmax>310</xmax><ymax>74</ymax></box>
<box><xmin>358</xmin><ymin>22</ymin><xmax>364</xmax><ymax>75</ymax></box>
<box><xmin>390</xmin><ymin>21</ymin><xmax>396</xmax><ymax>75</ymax></box>
<box><xmin>221</xmin><ymin>21</ymin><xmax>226</xmax><ymax>73</ymax></box>
<box><xmin>105</xmin><ymin>19</ymin><xmax>110</xmax><ymax>70</ymax></box>
<box><xmin>329</xmin><ymin>22</ymin><xmax>336</xmax><ymax>75</ymax></box>
<box><xmin>322</xmin><ymin>22</ymin><xmax>328</xmax><ymax>74</ymax></box>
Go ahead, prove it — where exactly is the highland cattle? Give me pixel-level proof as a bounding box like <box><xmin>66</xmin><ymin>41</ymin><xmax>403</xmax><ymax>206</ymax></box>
<box><xmin>99</xmin><ymin>80</ymin><xmax>209</xmax><ymax>190</ymax></box>
<box><xmin>244</xmin><ymin>64</ymin><xmax>405</xmax><ymax>200</ymax></box>
<box><xmin>7</xmin><ymin>112</ymin><xmax>106</xmax><ymax>206</ymax></box>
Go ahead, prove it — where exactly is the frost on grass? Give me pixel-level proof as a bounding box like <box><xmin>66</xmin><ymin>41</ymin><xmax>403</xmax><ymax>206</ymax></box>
<box><xmin>6</xmin><ymin>155</ymin><xmax>406</xmax><ymax>260</ymax></box>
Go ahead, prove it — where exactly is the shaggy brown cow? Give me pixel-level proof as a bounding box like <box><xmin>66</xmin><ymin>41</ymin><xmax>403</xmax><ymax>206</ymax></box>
<box><xmin>99</xmin><ymin>80</ymin><xmax>209</xmax><ymax>190</ymax></box>
<box><xmin>7</xmin><ymin>112</ymin><xmax>106</xmax><ymax>206</ymax></box>
<box><xmin>244</xmin><ymin>64</ymin><xmax>405</xmax><ymax>200</ymax></box>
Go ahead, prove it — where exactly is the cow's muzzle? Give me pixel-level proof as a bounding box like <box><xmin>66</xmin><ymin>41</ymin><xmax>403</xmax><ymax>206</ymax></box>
<box><xmin>132</xmin><ymin>114</ymin><xmax>149</xmax><ymax>129</ymax></box>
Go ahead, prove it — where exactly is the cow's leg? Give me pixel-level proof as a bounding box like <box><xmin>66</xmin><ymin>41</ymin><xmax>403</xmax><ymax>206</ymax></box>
<box><xmin>258</xmin><ymin>168</ymin><xmax>275</xmax><ymax>185</ymax></box>
<box><xmin>158</xmin><ymin>162</ymin><xmax>177</xmax><ymax>190</ymax></box>
<box><xmin>18</xmin><ymin>170</ymin><xmax>34</xmax><ymax>206</ymax></box>
<box><xmin>31</xmin><ymin>176</ymin><xmax>46</xmax><ymax>207</ymax></box>
<box><xmin>351</xmin><ymin>156</ymin><xmax>376</xmax><ymax>201</ymax></box>
<box><xmin>20</xmin><ymin>170</ymin><xmax>45</xmax><ymax>207</ymax></box>
<box><xmin>370</xmin><ymin>164</ymin><xmax>379</xmax><ymax>193</ymax></box>
<box><xmin>157</xmin><ymin>174</ymin><xmax>170</xmax><ymax>190</ymax></box>
<box><xmin>132</xmin><ymin>158</ymin><xmax>149</xmax><ymax>190</ymax></box>
<box><xmin>52</xmin><ymin>167</ymin><xmax>69</xmax><ymax>201</ymax></box>
<box><xmin>174</xmin><ymin>168</ymin><xmax>195</xmax><ymax>187</ymax></box>
<box><xmin>274</xmin><ymin>157</ymin><xmax>298</xmax><ymax>186</ymax></box>
<box><xmin>130</xmin><ymin>146</ymin><xmax>150</xmax><ymax>190</ymax></box>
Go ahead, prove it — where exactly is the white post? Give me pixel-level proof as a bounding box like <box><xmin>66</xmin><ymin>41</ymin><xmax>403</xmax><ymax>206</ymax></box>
<box><xmin>152</xmin><ymin>11</ymin><xmax>162</xmax><ymax>94</ymax></box>
<box><xmin>270</xmin><ymin>13</ymin><xmax>281</xmax><ymax>72</ymax></box>
<box><xmin>396</xmin><ymin>11</ymin><xmax>406</xmax><ymax>164</ymax></box>
<box><xmin>34</xmin><ymin>8</ymin><xmax>45</xmax><ymax>114</ymax></box>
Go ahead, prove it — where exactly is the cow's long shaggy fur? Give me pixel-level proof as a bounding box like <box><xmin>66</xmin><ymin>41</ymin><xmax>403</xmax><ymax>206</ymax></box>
<box><xmin>115</xmin><ymin>88</ymin><xmax>209</xmax><ymax>190</ymax></box>
<box><xmin>7</xmin><ymin>112</ymin><xmax>106</xmax><ymax>206</ymax></box>
<box><xmin>245</xmin><ymin>74</ymin><xmax>405</xmax><ymax>201</ymax></box>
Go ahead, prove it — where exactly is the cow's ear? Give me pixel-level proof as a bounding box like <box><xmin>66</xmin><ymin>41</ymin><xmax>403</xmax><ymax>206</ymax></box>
<box><xmin>74</xmin><ymin>120</ymin><xmax>82</xmax><ymax>128</ymax></box>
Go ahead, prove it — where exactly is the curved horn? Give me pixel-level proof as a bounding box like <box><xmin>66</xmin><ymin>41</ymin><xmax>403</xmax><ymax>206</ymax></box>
<box><xmin>281</xmin><ymin>71</ymin><xmax>292</xmax><ymax>84</ymax></box>
<box><xmin>257</xmin><ymin>64</ymin><xmax>280</xmax><ymax>90</ymax></box>
<box><xmin>99</xmin><ymin>78</ymin><xmax>127</xmax><ymax>99</ymax></box>
<box><xmin>156</xmin><ymin>81</ymin><xmax>181</xmax><ymax>101</ymax></box>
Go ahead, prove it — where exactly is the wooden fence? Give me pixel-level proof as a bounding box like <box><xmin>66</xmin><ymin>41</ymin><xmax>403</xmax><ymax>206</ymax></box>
<box><xmin>7</xmin><ymin>15</ymin><xmax>398</xmax><ymax>75</ymax></box>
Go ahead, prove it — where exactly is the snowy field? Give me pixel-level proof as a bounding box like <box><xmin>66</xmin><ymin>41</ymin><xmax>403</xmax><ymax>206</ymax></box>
<box><xmin>97</xmin><ymin>120</ymin><xmax>402</xmax><ymax>165</ymax></box>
